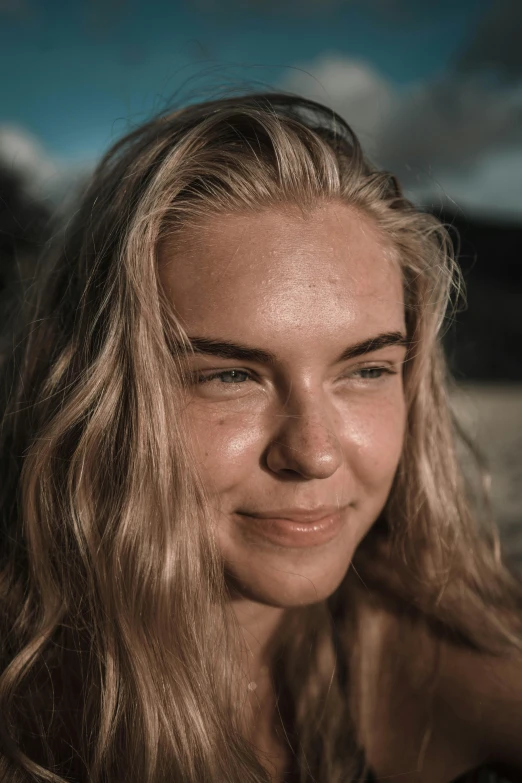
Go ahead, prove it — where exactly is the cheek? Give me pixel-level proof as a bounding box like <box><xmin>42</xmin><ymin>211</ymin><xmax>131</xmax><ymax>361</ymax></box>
<box><xmin>338</xmin><ymin>392</ymin><xmax>406</xmax><ymax>489</ymax></box>
<box><xmin>186</xmin><ymin>405</ymin><xmax>263</xmax><ymax>493</ymax></box>
<box><xmin>185</xmin><ymin>388</ymin><xmax>406</xmax><ymax>501</ymax></box>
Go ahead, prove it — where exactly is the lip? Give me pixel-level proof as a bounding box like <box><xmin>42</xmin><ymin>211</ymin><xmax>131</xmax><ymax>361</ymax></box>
<box><xmin>241</xmin><ymin>506</ymin><xmax>347</xmax><ymax>523</ymax></box>
<box><xmin>235</xmin><ymin>506</ymin><xmax>348</xmax><ymax>549</ymax></box>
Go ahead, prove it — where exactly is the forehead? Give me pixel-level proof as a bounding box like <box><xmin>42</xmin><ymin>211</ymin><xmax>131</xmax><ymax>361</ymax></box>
<box><xmin>159</xmin><ymin>202</ymin><xmax>405</xmax><ymax>345</ymax></box>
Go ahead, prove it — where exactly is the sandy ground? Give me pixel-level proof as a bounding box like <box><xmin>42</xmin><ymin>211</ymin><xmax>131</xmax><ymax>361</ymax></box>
<box><xmin>451</xmin><ymin>384</ymin><xmax>522</xmax><ymax>567</ymax></box>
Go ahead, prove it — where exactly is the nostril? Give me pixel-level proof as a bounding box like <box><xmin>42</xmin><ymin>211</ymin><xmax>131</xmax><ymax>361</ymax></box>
<box><xmin>264</xmin><ymin>435</ymin><xmax>343</xmax><ymax>480</ymax></box>
<box><xmin>277</xmin><ymin>467</ymin><xmax>308</xmax><ymax>481</ymax></box>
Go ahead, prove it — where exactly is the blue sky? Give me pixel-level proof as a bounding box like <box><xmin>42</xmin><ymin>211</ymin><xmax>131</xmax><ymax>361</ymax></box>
<box><xmin>2</xmin><ymin>0</ymin><xmax>522</xmax><ymax>220</ymax></box>
<box><xmin>1</xmin><ymin>0</ymin><xmax>492</xmax><ymax>160</ymax></box>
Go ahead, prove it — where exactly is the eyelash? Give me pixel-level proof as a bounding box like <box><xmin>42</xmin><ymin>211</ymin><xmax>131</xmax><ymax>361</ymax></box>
<box><xmin>193</xmin><ymin>366</ymin><xmax>397</xmax><ymax>386</ymax></box>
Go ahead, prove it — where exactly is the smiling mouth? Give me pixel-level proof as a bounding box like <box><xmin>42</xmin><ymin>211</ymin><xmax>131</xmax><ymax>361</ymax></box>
<box><xmin>234</xmin><ymin>506</ymin><xmax>348</xmax><ymax>548</ymax></box>
<box><xmin>238</xmin><ymin>505</ymin><xmax>348</xmax><ymax>522</ymax></box>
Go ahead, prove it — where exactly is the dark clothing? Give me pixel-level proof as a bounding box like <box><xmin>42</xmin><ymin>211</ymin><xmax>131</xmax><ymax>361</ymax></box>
<box><xmin>367</xmin><ymin>767</ymin><xmax>517</xmax><ymax>782</ymax></box>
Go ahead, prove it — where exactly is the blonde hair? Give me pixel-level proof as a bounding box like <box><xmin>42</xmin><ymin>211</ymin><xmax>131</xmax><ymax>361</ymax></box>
<box><xmin>0</xmin><ymin>93</ymin><xmax>520</xmax><ymax>783</ymax></box>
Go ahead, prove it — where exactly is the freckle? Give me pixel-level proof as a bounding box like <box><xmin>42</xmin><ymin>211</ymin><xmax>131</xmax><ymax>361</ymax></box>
<box><xmin>218</xmin><ymin>418</ymin><xmax>225</xmax><ymax>426</ymax></box>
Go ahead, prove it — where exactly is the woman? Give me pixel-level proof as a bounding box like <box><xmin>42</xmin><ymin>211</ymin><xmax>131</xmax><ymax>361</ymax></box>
<box><xmin>0</xmin><ymin>93</ymin><xmax>521</xmax><ymax>783</ymax></box>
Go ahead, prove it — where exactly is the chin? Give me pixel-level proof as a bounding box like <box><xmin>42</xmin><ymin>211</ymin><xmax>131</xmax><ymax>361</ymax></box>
<box><xmin>221</xmin><ymin>527</ymin><xmax>363</xmax><ymax>608</ymax></box>
<box><xmin>227</xmin><ymin>564</ymin><xmax>352</xmax><ymax>608</ymax></box>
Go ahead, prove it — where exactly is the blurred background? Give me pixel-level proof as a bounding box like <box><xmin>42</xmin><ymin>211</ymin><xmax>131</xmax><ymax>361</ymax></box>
<box><xmin>0</xmin><ymin>0</ymin><xmax>521</xmax><ymax>561</ymax></box>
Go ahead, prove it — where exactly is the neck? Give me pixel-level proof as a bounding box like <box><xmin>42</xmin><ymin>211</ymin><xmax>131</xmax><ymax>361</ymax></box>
<box><xmin>231</xmin><ymin>596</ymin><xmax>286</xmax><ymax>684</ymax></box>
<box><xmin>231</xmin><ymin>598</ymin><xmax>291</xmax><ymax>780</ymax></box>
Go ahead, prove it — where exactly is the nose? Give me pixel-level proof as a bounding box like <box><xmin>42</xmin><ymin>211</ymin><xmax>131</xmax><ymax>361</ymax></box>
<box><xmin>264</xmin><ymin>391</ymin><xmax>343</xmax><ymax>480</ymax></box>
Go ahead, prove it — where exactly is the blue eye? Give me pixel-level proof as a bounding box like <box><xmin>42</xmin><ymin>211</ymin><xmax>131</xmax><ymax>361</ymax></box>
<box><xmin>198</xmin><ymin>370</ymin><xmax>251</xmax><ymax>384</ymax></box>
<box><xmin>356</xmin><ymin>367</ymin><xmax>388</xmax><ymax>379</ymax></box>
<box><xmin>345</xmin><ymin>366</ymin><xmax>398</xmax><ymax>382</ymax></box>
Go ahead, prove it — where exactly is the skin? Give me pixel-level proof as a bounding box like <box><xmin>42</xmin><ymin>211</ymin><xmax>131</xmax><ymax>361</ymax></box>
<box><xmin>159</xmin><ymin>201</ymin><xmax>522</xmax><ymax>781</ymax></box>
<box><xmin>160</xmin><ymin>202</ymin><xmax>407</xmax><ymax>608</ymax></box>
<box><xmin>160</xmin><ymin>200</ymin><xmax>407</xmax><ymax>768</ymax></box>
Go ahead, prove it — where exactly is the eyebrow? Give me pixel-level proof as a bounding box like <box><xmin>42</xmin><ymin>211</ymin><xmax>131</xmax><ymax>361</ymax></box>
<box><xmin>183</xmin><ymin>331</ymin><xmax>409</xmax><ymax>365</ymax></box>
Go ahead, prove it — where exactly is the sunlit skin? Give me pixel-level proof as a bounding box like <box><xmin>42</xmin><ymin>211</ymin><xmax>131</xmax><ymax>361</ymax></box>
<box><xmin>160</xmin><ymin>203</ymin><xmax>407</xmax><ymax>689</ymax></box>
<box><xmin>158</xmin><ymin>204</ymin><xmax>522</xmax><ymax>780</ymax></box>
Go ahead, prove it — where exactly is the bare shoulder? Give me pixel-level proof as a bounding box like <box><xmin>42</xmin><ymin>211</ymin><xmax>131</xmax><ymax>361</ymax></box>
<box><xmin>352</xmin><ymin>591</ymin><xmax>452</xmax><ymax>781</ymax></box>
<box><xmin>434</xmin><ymin>632</ymin><xmax>522</xmax><ymax>769</ymax></box>
<box><xmin>353</xmin><ymin>589</ymin><xmax>522</xmax><ymax>780</ymax></box>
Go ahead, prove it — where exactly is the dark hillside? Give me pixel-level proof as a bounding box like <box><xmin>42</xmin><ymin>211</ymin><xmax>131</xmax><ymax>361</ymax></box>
<box><xmin>0</xmin><ymin>166</ymin><xmax>53</xmax><ymax>350</ymax></box>
<box><xmin>438</xmin><ymin>209</ymin><xmax>522</xmax><ymax>381</ymax></box>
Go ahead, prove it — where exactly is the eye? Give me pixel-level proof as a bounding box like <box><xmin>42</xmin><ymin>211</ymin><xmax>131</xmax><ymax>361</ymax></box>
<box><xmin>341</xmin><ymin>365</ymin><xmax>399</xmax><ymax>384</ymax></box>
<box><xmin>354</xmin><ymin>366</ymin><xmax>394</xmax><ymax>380</ymax></box>
<box><xmin>196</xmin><ymin>369</ymin><xmax>253</xmax><ymax>385</ymax></box>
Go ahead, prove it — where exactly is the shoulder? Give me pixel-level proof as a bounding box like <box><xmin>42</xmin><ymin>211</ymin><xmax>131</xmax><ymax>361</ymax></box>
<box><xmin>352</xmin><ymin>592</ymin><xmax>450</xmax><ymax>781</ymax></box>
<box><xmin>434</xmin><ymin>635</ymin><xmax>522</xmax><ymax>770</ymax></box>
<box><xmin>352</xmin><ymin>591</ymin><xmax>522</xmax><ymax>781</ymax></box>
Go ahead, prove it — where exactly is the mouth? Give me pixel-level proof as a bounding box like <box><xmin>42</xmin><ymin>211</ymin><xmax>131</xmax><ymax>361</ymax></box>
<box><xmin>234</xmin><ymin>506</ymin><xmax>348</xmax><ymax>549</ymax></box>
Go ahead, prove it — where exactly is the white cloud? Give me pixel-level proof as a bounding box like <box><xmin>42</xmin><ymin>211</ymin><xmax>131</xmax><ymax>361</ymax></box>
<box><xmin>381</xmin><ymin>77</ymin><xmax>522</xmax><ymax>174</ymax></box>
<box><xmin>406</xmin><ymin>147</ymin><xmax>522</xmax><ymax>221</ymax></box>
<box><xmin>280</xmin><ymin>55</ymin><xmax>522</xmax><ymax>219</ymax></box>
<box><xmin>0</xmin><ymin>125</ymin><xmax>89</xmax><ymax>208</ymax></box>
<box><xmin>0</xmin><ymin>125</ymin><xmax>59</xmax><ymax>195</ymax></box>
<box><xmin>283</xmin><ymin>55</ymin><xmax>395</xmax><ymax>158</ymax></box>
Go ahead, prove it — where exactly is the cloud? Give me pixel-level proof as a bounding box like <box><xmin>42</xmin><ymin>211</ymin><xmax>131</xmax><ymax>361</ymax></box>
<box><xmin>0</xmin><ymin>125</ymin><xmax>89</xmax><ymax>208</ymax></box>
<box><xmin>280</xmin><ymin>54</ymin><xmax>522</xmax><ymax>218</ymax></box>
<box><xmin>283</xmin><ymin>56</ymin><xmax>395</xmax><ymax>157</ymax></box>
<box><xmin>381</xmin><ymin>77</ymin><xmax>522</xmax><ymax>173</ymax></box>
<box><xmin>407</xmin><ymin>147</ymin><xmax>522</xmax><ymax>221</ymax></box>
<box><xmin>0</xmin><ymin>126</ymin><xmax>59</xmax><ymax>195</ymax></box>
<box><xmin>454</xmin><ymin>0</ymin><xmax>522</xmax><ymax>81</ymax></box>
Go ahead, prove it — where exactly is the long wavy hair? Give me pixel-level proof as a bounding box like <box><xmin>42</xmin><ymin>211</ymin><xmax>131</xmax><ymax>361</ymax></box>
<box><xmin>0</xmin><ymin>93</ymin><xmax>521</xmax><ymax>783</ymax></box>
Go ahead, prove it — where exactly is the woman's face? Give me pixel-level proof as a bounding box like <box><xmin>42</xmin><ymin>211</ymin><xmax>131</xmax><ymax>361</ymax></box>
<box><xmin>160</xmin><ymin>202</ymin><xmax>407</xmax><ymax>608</ymax></box>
